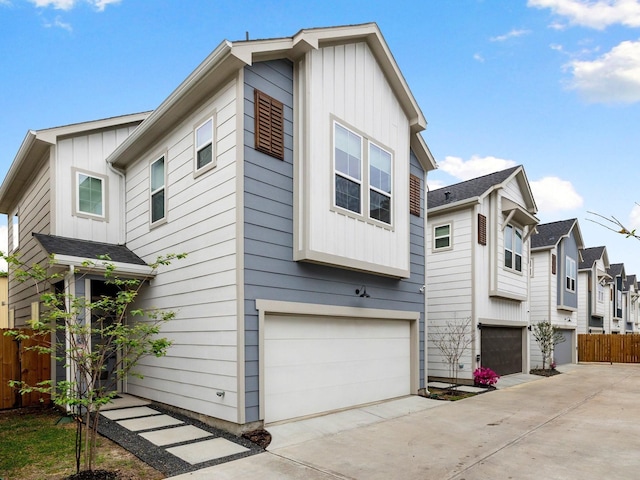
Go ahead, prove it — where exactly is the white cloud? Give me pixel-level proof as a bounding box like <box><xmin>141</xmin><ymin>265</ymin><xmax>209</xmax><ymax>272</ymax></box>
<box><xmin>490</xmin><ymin>29</ymin><xmax>531</xmax><ymax>42</ymax></box>
<box><xmin>473</xmin><ymin>53</ymin><xmax>485</xmax><ymax>63</ymax></box>
<box><xmin>44</xmin><ymin>15</ymin><xmax>72</xmax><ymax>31</ymax></box>
<box><xmin>0</xmin><ymin>225</ymin><xmax>7</xmax><ymax>272</ymax></box>
<box><xmin>438</xmin><ymin>155</ymin><xmax>518</xmax><ymax>181</ymax></box>
<box><xmin>29</xmin><ymin>0</ymin><xmax>120</xmax><ymax>10</ymax></box>
<box><xmin>427</xmin><ymin>179</ymin><xmax>447</xmax><ymax>191</ymax></box>
<box><xmin>530</xmin><ymin>176</ymin><xmax>583</xmax><ymax>213</ymax></box>
<box><xmin>629</xmin><ymin>204</ymin><xmax>640</xmax><ymax>229</ymax></box>
<box><xmin>567</xmin><ymin>39</ymin><xmax>640</xmax><ymax>103</ymax></box>
<box><xmin>528</xmin><ymin>0</ymin><xmax>640</xmax><ymax>30</ymax></box>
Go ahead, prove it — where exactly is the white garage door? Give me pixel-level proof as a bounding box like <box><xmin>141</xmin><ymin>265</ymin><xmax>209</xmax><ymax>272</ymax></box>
<box><xmin>264</xmin><ymin>314</ymin><xmax>412</xmax><ymax>423</ymax></box>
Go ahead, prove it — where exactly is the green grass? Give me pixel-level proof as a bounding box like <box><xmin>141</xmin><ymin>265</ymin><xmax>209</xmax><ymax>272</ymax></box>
<box><xmin>0</xmin><ymin>407</ymin><xmax>163</xmax><ymax>480</ymax></box>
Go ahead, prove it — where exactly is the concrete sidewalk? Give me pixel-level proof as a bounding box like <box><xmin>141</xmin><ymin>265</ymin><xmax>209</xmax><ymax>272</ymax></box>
<box><xmin>167</xmin><ymin>364</ymin><xmax>640</xmax><ymax>479</ymax></box>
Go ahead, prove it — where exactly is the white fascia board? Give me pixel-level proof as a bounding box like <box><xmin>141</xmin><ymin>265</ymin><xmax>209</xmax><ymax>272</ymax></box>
<box><xmin>52</xmin><ymin>254</ymin><xmax>155</xmax><ymax>278</ymax></box>
<box><xmin>36</xmin><ymin>112</ymin><xmax>151</xmax><ymax>144</ymax></box>
<box><xmin>428</xmin><ymin>197</ymin><xmax>479</xmax><ymax>215</ymax></box>
<box><xmin>412</xmin><ymin>134</ymin><xmax>437</xmax><ymax>172</ymax></box>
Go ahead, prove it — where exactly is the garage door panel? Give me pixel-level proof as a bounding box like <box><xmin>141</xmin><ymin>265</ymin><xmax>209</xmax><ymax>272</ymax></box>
<box><xmin>554</xmin><ymin>329</ymin><xmax>573</xmax><ymax>365</ymax></box>
<box><xmin>265</xmin><ymin>315</ymin><xmax>411</xmax><ymax>423</ymax></box>
<box><xmin>481</xmin><ymin>326</ymin><xmax>523</xmax><ymax>376</ymax></box>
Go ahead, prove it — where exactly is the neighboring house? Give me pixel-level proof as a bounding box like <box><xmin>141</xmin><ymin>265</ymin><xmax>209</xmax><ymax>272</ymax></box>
<box><xmin>607</xmin><ymin>263</ymin><xmax>626</xmax><ymax>334</ymax></box>
<box><xmin>0</xmin><ymin>24</ymin><xmax>437</xmax><ymax>432</ymax></box>
<box><xmin>529</xmin><ymin>219</ymin><xmax>584</xmax><ymax>367</ymax></box>
<box><xmin>577</xmin><ymin>246</ymin><xmax>611</xmax><ymax>334</ymax></box>
<box><xmin>623</xmin><ymin>274</ymin><xmax>637</xmax><ymax>333</ymax></box>
<box><xmin>426</xmin><ymin>166</ymin><xmax>539</xmax><ymax>381</ymax></box>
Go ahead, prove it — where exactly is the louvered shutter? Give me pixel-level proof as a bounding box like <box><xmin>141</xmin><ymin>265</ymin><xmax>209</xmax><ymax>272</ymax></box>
<box><xmin>254</xmin><ymin>89</ymin><xmax>284</xmax><ymax>160</ymax></box>
<box><xmin>478</xmin><ymin>214</ymin><xmax>487</xmax><ymax>245</ymax></box>
<box><xmin>409</xmin><ymin>174</ymin><xmax>421</xmax><ymax>217</ymax></box>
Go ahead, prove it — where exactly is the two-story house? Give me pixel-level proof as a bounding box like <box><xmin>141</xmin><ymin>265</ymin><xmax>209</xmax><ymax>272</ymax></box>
<box><xmin>0</xmin><ymin>24</ymin><xmax>437</xmax><ymax>432</ymax></box>
<box><xmin>426</xmin><ymin>166</ymin><xmax>539</xmax><ymax>381</ymax></box>
<box><xmin>607</xmin><ymin>263</ymin><xmax>626</xmax><ymax>334</ymax></box>
<box><xmin>577</xmin><ymin>246</ymin><xmax>611</xmax><ymax>334</ymax></box>
<box><xmin>529</xmin><ymin>219</ymin><xmax>584</xmax><ymax>367</ymax></box>
<box><xmin>623</xmin><ymin>274</ymin><xmax>637</xmax><ymax>333</ymax></box>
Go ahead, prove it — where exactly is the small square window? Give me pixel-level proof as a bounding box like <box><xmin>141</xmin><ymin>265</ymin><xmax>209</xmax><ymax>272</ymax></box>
<box><xmin>76</xmin><ymin>172</ymin><xmax>105</xmax><ymax>218</ymax></box>
<box><xmin>434</xmin><ymin>224</ymin><xmax>451</xmax><ymax>250</ymax></box>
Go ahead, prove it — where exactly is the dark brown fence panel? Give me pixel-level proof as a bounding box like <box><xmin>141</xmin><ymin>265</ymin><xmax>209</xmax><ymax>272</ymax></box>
<box><xmin>578</xmin><ymin>334</ymin><xmax>640</xmax><ymax>363</ymax></box>
<box><xmin>0</xmin><ymin>329</ymin><xmax>51</xmax><ymax>409</ymax></box>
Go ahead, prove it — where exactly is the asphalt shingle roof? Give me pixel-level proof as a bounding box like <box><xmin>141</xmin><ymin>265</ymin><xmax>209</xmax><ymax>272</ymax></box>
<box><xmin>531</xmin><ymin>219</ymin><xmax>577</xmax><ymax>249</ymax></box>
<box><xmin>579</xmin><ymin>246</ymin><xmax>606</xmax><ymax>270</ymax></box>
<box><xmin>607</xmin><ymin>263</ymin><xmax>625</xmax><ymax>281</ymax></box>
<box><xmin>427</xmin><ymin>166</ymin><xmax>520</xmax><ymax>210</ymax></box>
<box><xmin>33</xmin><ymin>233</ymin><xmax>147</xmax><ymax>266</ymax></box>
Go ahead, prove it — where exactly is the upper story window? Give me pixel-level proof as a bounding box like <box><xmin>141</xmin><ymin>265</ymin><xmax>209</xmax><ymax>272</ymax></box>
<box><xmin>504</xmin><ymin>224</ymin><xmax>523</xmax><ymax>272</ymax></box>
<box><xmin>333</xmin><ymin>120</ymin><xmax>393</xmax><ymax>226</ymax></box>
<box><xmin>195</xmin><ymin>117</ymin><xmax>214</xmax><ymax>172</ymax></box>
<box><xmin>597</xmin><ymin>282</ymin><xmax>604</xmax><ymax>302</ymax></box>
<box><xmin>434</xmin><ymin>224</ymin><xmax>451</xmax><ymax>250</ymax></box>
<box><xmin>76</xmin><ymin>171</ymin><xmax>105</xmax><ymax>218</ymax></box>
<box><xmin>566</xmin><ymin>257</ymin><xmax>576</xmax><ymax>292</ymax></box>
<box><xmin>369</xmin><ymin>143</ymin><xmax>392</xmax><ymax>224</ymax></box>
<box><xmin>150</xmin><ymin>155</ymin><xmax>166</xmax><ymax>225</ymax></box>
<box><xmin>11</xmin><ymin>212</ymin><xmax>19</xmax><ymax>251</ymax></box>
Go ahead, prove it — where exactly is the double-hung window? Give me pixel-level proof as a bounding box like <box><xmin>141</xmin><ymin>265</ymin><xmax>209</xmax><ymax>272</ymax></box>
<box><xmin>334</xmin><ymin>123</ymin><xmax>362</xmax><ymax>214</ymax></box>
<box><xmin>76</xmin><ymin>172</ymin><xmax>105</xmax><ymax>218</ymax></box>
<box><xmin>195</xmin><ymin>117</ymin><xmax>214</xmax><ymax>171</ymax></box>
<box><xmin>333</xmin><ymin>121</ymin><xmax>393</xmax><ymax>225</ymax></box>
<box><xmin>566</xmin><ymin>257</ymin><xmax>576</xmax><ymax>292</ymax></box>
<box><xmin>434</xmin><ymin>224</ymin><xmax>451</xmax><ymax>250</ymax></box>
<box><xmin>597</xmin><ymin>282</ymin><xmax>604</xmax><ymax>302</ymax></box>
<box><xmin>150</xmin><ymin>155</ymin><xmax>166</xmax><ymax>225</ymax></box>
<box><xmin>504</xmin><ymin>224</ymin><xmax>523</xmax><ymax>272</ymax></box>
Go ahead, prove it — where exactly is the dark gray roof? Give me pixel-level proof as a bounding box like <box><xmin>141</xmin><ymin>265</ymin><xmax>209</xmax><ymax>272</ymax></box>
<box><xmin>427</xmin><ymin>166</ymin><xmax>521</xmax><ymax>210</ymax></box>
<box><xmin>579</xmin><ymin>246</ymin><xmax>606</xmax><ymax>270</ymax></box>
<box><xmin>626</xmin><ymin>274</ymin><xmax>637</xmax><ymax>291</ymax></box>
<box><xmin>531</xmin><ymin>219</ymin><xmax>577</xmax><ymax>249</ymax></box>
<box><xmin>33</xmin><ymin>233</ymin><xmax>147</xmax><ymax>266</ymax></box>
<box><xmin>607</xmin><ymin>263</ymin><xmax>625</xmax><ymax>281</ymax></box>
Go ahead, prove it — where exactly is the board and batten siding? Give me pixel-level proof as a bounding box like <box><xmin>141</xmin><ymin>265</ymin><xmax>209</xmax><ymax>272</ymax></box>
<box><xmin>295</xmin><ymin>41</ymin><xmax>411</xmax><ymax>277</ymax></box>
<box><xmin>530</xmin><ymin>250</ymin><xmax>551</xmax><ymax>326</ymax></box>
<box><xmin>557</xmin><ymin>232</ymin><xmax>579</xmax><ymax>311</ymax></box>
<box><xmin>577</xmin><ymin>271</ymin><xmax>590</xmax><ymax>335</ymax></box>
<box><xmin>123</xmin><ymin>78</ymin><xmax>241</xmax><ymax>424</ymax></box>
<box><xmin>426</xmin><ymin>208</ymin><xmax>473</xmax><ymax>380</ymax></box>
<box><xmin>54</xmin><ymin>125</ymin><xmax>138</xmax><ymax>244</ymax></box>
<box><xmin>8</xmin><ymin>153</ymin><xmax>51</xmax><ymax>327</ymax></box>
<box><xmin>243</xmin><ymin>59</ymin><xmax>426</xmax><ymax>423</ymax></box>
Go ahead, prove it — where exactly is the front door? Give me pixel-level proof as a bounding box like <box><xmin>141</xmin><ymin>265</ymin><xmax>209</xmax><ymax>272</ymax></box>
<box><xmin>90</xmin><ymin>280</ymin><xmax>120</xmax><ymax>393</ymax></box>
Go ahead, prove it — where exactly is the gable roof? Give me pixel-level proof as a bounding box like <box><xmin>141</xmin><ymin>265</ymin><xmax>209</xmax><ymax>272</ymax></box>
<box><xmin>579</xmin><ymin>246</ymin><xmax>608</xmax><ymax>270</ymax></box>
<box><xmin>531</xmin><ymin>218</ymin><xmax>583</xmax><ymax>250</ymax></box>
<box><xmin>626</xmin><ymin>274</ymin><xmax>637</xmax><ymax>291</ymax></box>
<box><xmin>607</xmin><ymin>263</ymin><xmax>625</xmax><ymax>283</ymax></box>
<box><xmin>107</xmin><ymin>23</ymin><xmax>436</xmax><ymax>172</ymax></box>
<box><xmin>0</xmin><ymin>112</ymin><xmax>150</xmax><ymax>214</ymax></box>
<box><xmin>33</xmin><ymin>233</ymin><xmax>152</xmax><ymax>277</ymax></box>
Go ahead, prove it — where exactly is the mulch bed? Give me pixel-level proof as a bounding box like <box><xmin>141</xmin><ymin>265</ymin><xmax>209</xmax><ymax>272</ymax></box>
<box><xmin>530</xmin><ymin>368</ymin><xmax>562</xmax><ymax>377</ymax></box>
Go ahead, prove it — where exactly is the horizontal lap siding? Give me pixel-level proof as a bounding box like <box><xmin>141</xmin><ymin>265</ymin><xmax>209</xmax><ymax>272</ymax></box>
<box><xmin>125</xmin><ymin>79</ymin><xmax>240</xmax><ymax>424</ymax></box>
<box><xmin>243</xmin><ymin>60</ymin><xmax>426</xmax><ymax>423</ymax></box>
<box><xmin>9</xmin><ymin>155</ymin><xmax>51</xmax><ymax>326</ymax></box>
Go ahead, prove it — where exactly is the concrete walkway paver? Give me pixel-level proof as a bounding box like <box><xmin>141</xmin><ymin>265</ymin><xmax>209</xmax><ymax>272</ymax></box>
<box><xmin>168</xmin><ymin>364</ymin><xmax>640</xmax><ymax>479</ymax></box>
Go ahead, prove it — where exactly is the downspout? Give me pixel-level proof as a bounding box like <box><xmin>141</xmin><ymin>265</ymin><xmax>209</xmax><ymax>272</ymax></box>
<box><xmin>107</xmin><ymin>162</ymin><xmax>127</xmax><ymax>245</ymax></box>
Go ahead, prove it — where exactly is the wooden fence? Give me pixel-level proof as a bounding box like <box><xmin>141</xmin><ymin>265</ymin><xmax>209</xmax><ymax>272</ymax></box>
<box><xmin>0</xmin><ymin>329</ymin><xmax>51</xmax><ymax>409</ymax></box>
<box><xmin>578</xmin><ymin>334</ymin><xmax>640</xmax><ymax>363</ymax></box>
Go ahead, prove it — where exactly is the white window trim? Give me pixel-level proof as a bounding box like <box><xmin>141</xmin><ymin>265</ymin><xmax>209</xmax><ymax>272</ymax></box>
<box><xmin>433</xmin><ymin>222</ymin><xmax>452</xmax><ymax>251</ymax></box>
<box><xmin>565</xmin><ymin>257</ymin><xmax>576</xmax><ymax>292</ymax></box>
<box><xmin>368</xmin><ymin>141</ymin><xmax>393</xmax><ymax>225</ymax></box>
<box><xmin>331</xmin><ymin>118</ymin><xmax>395</xmax><ymax>229</ymax></box>
<box><xmin>597</xmin><ymin>282</ymin><xmax>604</xmax><ymax>303</ymax></box>
<box><xmin>504</xmin><ymin>224</ymin><xmax>523</xmax><ymax>273</ymax></box>
<box><xmin>72</xmin><ymin>168</ymin><xmax>108</xmax><ymax>221</ymax></box>
<box><xmin>150</xmin><ymin>152</ymin><xmax>167</xmax><ymax>227</ymax></box>
<box><xmin>11</xmin><ymin>211</ymin><xmax>19</xmax><ymax>252</ymax></box>
<box><xmin>194</xmin><ymin>112</ymin><xmax>216</xmax><ymax>177</ymax></box>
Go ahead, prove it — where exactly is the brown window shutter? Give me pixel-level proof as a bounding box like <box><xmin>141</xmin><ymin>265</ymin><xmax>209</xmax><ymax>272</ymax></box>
<box><xmin>254</xmin><ymin>89</ymin><xmax>284</xmax><ymax>160</ymax></box>
<box><xmin>478</xmin><ymin>214</ymin><xmax>487</xmax><ymax>245</ymax></box>
<box><xmin>409</xmin><ymin>174</ymin><xmax>421</xmax><ymax>217</ymax></box>
<box><xmin>552</xmin><ymin>254</ymin><xmax>557</xmax><ymax>275</ymax></box>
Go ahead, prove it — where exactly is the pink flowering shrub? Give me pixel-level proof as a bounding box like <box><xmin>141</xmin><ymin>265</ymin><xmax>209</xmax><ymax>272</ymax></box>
<box><xmin>473</xmin><ymin>367</ymin><xmax>500</xmax><ymax>386</ymax></box>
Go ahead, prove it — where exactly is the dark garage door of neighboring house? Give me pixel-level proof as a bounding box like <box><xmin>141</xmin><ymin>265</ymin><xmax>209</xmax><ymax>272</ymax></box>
<box><xmin>554</xmin><ymin>329</ymin><xmax>573</xmax><ymax>365</ymax></box>
<box><xmin>481</xmin><ymin>326</ymin><xmax>523</xmax><ymax>376</ymax></box>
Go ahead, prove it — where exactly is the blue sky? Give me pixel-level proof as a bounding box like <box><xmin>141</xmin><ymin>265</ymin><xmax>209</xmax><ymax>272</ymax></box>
<box><xmin>1</xmin><ymin>0</ymin><xmax>640</xmax><ymax>274</ymax></box>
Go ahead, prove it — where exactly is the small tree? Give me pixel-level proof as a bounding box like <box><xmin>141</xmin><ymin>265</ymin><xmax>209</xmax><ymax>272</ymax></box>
<box><xmin>430</xmin><ymin>316</ymin><xmax>474</xmax><ymax>390</ymax></box>
<box><xmin>532</xmin><ymin>319</ymin><xmax>565</xmax><ymax>371</ymax></box>
<box><xmin>2</xmin><ymin>251</ymin><xmax>185</xmax><ymax>475</ymax></box>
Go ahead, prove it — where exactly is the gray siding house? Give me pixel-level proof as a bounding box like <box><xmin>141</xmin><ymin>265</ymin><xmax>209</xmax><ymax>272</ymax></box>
<box><xmin>529</xmin><ymin>219</ymin><xmax>584</xmax><ymax>367</ymax></box>
<box><xmin>577</xmin><ymin>246</ymin><xmax>610</xmax><ymax>334</ymax></box>
<box><xmin>0</xmin><ymin>24</ymin><xmax>436</xmax><ymax>432</ymax></box>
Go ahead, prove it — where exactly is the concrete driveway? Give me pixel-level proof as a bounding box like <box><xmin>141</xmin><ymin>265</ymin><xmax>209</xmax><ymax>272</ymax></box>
<box><xmin>169</xmin><ymin>364</ymin><xmax>640</xmax><ymax>479</ymax></box>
